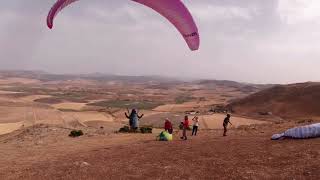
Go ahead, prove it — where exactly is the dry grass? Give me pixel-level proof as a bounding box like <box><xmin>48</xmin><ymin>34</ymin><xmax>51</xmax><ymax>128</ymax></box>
<box><xmin>0</xmin><ymin>78</ymin><xmax>40</xmax><ymax>85</ymax></box>
<box><xmin>0</xmin><ymin>107</ymin><xmax>29</xmax><ymax>123</ymax></box>
<box><xmin>62</xmin><ymin>111</ymin><xmax>114</xmax><ymax>124</ymax></box>
<box><xmin>154</xmin><ymin>102</ymin><xmax>200</xmax><ymax>112</ymax></box>
<box><xmin>0</xmin><ymin>90</ymin><xmax>22</xmax><ymax>94</ymax></box>
<box><xmin>19</xmin><ymin>95</ymin><xmax>52</xmax><ymax>102</ymax></box>
<box><xmin>52</xmin><ymin>102</ymin><xmax>87</xmax><ymax>111</ymax></box>
<box><xmin>0</xmin><ymin>121</ymin><xmax>24</xmax><ymax>135</ymax></box>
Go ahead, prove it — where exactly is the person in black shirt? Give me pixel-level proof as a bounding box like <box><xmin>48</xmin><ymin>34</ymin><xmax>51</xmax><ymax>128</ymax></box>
<box><xmin>223</xmin><ymin>114</ymin><xmax>232</xmax><ymax>136</ymax></box>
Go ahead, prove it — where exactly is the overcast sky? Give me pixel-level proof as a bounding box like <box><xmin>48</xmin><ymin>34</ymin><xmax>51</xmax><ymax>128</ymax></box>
<box><xmin>0</xmin><ymin>0</ymin><xmax>319</xmax><ymax>84</ymax></box>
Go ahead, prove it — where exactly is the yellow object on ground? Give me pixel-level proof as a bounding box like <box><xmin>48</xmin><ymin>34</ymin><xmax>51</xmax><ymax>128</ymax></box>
<box><xmin>158</xmin><ymin>131</ymin><xmax>173</xmax><ymax>141</ymax></box>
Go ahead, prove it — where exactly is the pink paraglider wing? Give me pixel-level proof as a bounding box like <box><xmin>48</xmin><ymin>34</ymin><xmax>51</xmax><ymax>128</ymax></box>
<box><xmin>47</xmin><ymin>0</ymin><xmax>200</xmax><ymax>51</ymax></box>
<box><xmin>133</xmin><ymin>0</ymin><xmax>200</xmax><ymax>51</ymax></box>
<box><xmin>47</xmin><ymin>0</ymin><xmax>79</xmax><ymax>29</ymax></box>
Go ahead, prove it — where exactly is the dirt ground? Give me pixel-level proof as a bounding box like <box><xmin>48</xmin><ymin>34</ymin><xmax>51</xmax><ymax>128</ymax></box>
<box><xmin>140</xmin><ymin>113</ymin><xmax>268</xmax><ymax>129</ymax></box>
<box><xmin>0</xmin><ymin>73</ymin><xmax>319</xmax><ymax>179</ymax></box>
<box><xmin>0</xmin><ymin>122</ymin><xmax>319</xmax><ymax>180</ymax></box>
<box><xmin>200</xmin><ymin>114</ymin><xmax>268</xmax><ymax>129</ymax></box>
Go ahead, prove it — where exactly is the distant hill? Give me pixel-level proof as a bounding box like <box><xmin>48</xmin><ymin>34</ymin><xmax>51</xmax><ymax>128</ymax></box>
<box><xmin>228</xmin><ymin>82</ymin><xmax>320</xmax><ymax>119</ymax></box>
<box><xmin>0</xmin><ymin>70</ymin><xmax>270</xmax><ymax>94</ymax></box>
<box><xmin>196</xmin><ymin>80</ymin><xmax>273</xmax><ymax>94</ymax></box>
<box><xmin>0</xmin><ymin>70</ymin><xmax>179</xmax><ymax>84</ymax></box>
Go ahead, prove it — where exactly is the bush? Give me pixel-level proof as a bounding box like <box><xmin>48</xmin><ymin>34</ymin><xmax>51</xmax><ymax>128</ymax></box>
<box><xmin>140</xmin><ymin>126</ymin><xmax>153</xmax><ymax>134</ymax></box>
<box><xmin>118</xmin><ymin>126</ymin><xmax>153</xmax><ymax>133</ymax></box>
<box><xmin>69</xmin><ymin>130</ymin><xmax>84</xmax><ymax>137</ymax></box>
<box><xmin>119</xmin><ymin>126</ymin><xmax>130</xmax><ymax>133</ymax></box>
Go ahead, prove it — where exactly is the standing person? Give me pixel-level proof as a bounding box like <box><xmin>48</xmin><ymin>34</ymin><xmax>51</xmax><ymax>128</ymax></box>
<box><xmin>223</xmin><ymin>114</ymin><xmax>232</xmax><ymax>136</ymax></box>
<box><xmin>180</xmin><ymin>115</ymin><xmax>189</xmax><ymax>140</ymax></box>
<box><xmin>164</xmin><ymin>118</ymin><xmax>173</xmax><ymax>134</ymax></box>
<box><xmin>125</xmin><ymin>109</ymin><xmax>144</xmax><ymax>131</ymax></box>
<box><xmin>192</xmin><ymin>116</ymin><xmax>199</xmax><ymax>136</ymax></box>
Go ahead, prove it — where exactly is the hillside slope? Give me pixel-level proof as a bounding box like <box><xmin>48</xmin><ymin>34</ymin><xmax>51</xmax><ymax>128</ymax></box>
<box><xmin>228</xmin><ymin>82</ymin><xmax>320</xmax><ymax>119</ymax></box>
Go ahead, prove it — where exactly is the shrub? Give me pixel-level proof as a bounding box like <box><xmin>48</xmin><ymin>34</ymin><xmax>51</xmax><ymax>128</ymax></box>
<box><xmin>118</xmin><ymin>126</ymin><xmax>153</xmax><ymax>133</ymax></box>
<box><xmin>140</xmin><ymin>126</ymin><xmax>153</xmax><ymax>134</ymax></box>
<box><xmin>69</xmin><ymin>130</ymin><xmax>84</xmax><ymax>137</ymax></box>
<box><xmin>119</xmin><ymin>126</ymin><xmax>130</xmax><ymax>133</ymax></box>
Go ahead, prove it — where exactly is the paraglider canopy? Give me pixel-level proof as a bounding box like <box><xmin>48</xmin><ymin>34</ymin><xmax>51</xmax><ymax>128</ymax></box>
<box><xmin>46</xmin><ymin>0</ymin><xmax>200</xmax><ymax>51</ymax></box>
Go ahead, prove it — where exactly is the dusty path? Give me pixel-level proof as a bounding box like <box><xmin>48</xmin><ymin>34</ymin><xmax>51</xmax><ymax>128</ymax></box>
<box><xmin>0</xmin><ymin>123</ymin><xmax>319</xmax><ymax>180</ymax></box>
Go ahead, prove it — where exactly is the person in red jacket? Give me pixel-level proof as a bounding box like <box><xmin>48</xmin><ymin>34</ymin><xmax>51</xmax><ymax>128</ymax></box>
<box><xmin>180</xmin><ymin>115</ymin><xmax>189</xmax><ymax>140</ymax></box>
<box><xmin>164</xmin><ymin>118</ymin><xmax>173</xmax><ymax>134</ymax></box>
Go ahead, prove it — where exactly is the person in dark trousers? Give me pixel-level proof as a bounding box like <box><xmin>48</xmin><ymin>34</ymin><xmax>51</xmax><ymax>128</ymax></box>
<box><xmin>223</xmin><ymin>114</ymin><xmax>232</xmax><ymax>136</ymax></box>
<box><xmin>164</xmin><ymin>118</ymin><xmax>173</xmax><ymax>134</ymax></box>
<box><xmin>192</xmin><ymin>116</ymin><xmax>199</xmax><ymax>136</ymax></box>
<box><xmin>180</xmin><ymin>115</ymin><xmax>189</xmax><ymax>140</ymax></box>
<box><xmin>125</xmin><ymin>109</ymin><xmax>144</xmax><ymax>131</ymax></box>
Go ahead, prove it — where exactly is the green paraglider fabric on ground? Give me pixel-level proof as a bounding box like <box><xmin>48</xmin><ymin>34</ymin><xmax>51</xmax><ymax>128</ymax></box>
<box><xmin>158</xmin><ymin>131</ymin><xmax>173</xmax><ymax>141</ymax></box>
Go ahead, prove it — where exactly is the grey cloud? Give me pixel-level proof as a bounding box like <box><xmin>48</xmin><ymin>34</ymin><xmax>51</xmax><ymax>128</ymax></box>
<box><xmin>0</xmin><ymin>0</ymin><xmax>319</xmax><ymax>83</ymax></box>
